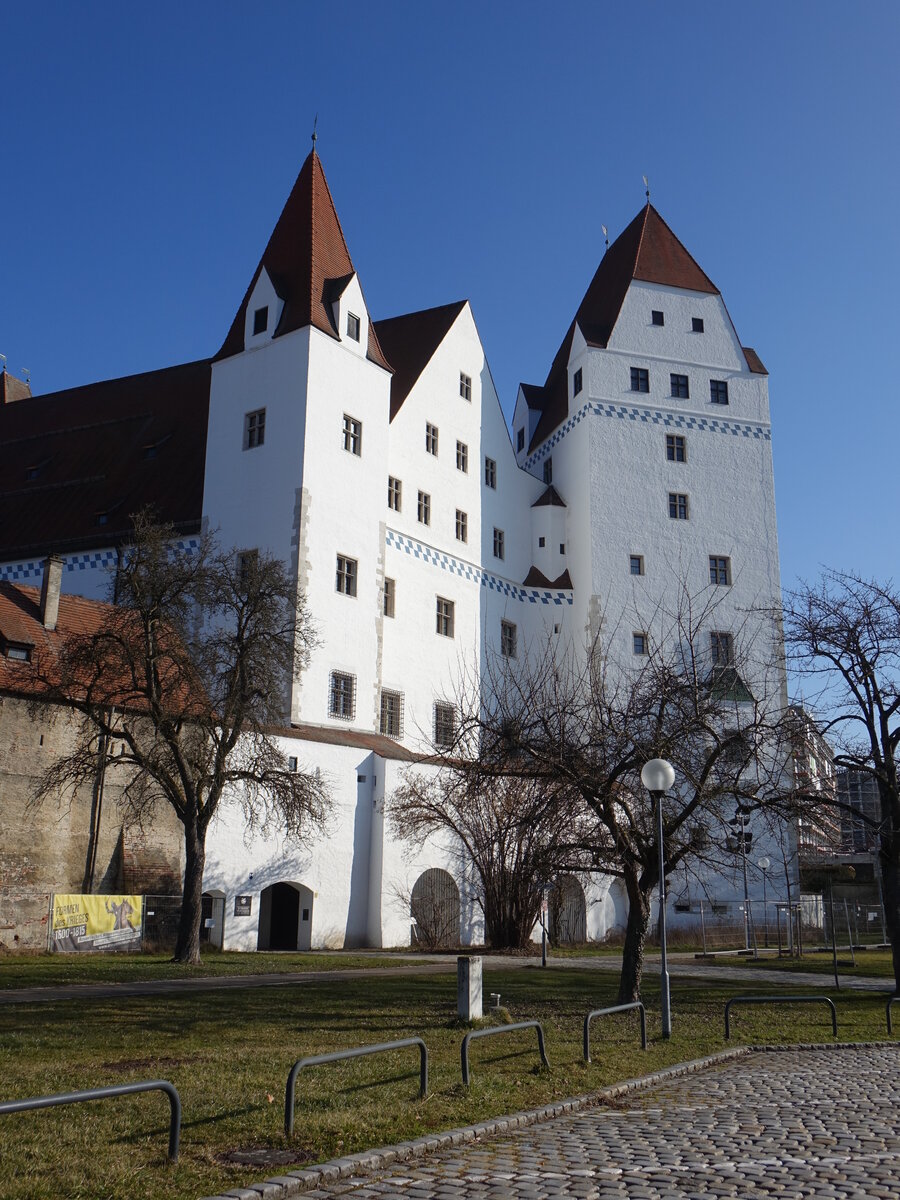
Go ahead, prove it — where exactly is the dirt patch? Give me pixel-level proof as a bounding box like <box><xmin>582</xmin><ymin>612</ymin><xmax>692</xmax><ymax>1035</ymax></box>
<box><xmin>100</xmin><ymin>1054</ymin><xmax>209</xmax><ymax>1071</ymax></box>
<box><xmin>215</xmin><ymin>1146</ymin><xmax>314</xmax><ymax>1168</ymax></box>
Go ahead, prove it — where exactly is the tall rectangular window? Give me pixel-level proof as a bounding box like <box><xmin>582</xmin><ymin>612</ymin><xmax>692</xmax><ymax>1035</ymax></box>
<box><xmin>668</xmin><ymin>492</ymin><xmax>689</xmax><ymax>520</ymax></box>
<box><xmin>329</xmin><ymin>671</ymin><xmax>356</xmax><ymax>720</ymax></box>
<box><xmin>244</xmin><ymin>408</ymin><xmax>266</xmax><ymax>449</ymax></box>
<box><xmin>501</xmin><ymin>620</ymin><xmax>517</xmax><ymax>658</ymax></box>
<box><xmin>383</xmin><ymin>577</ymin><xmax>395</xmax><ymax>617</ymax></box>
<box><xmin>709</xmin><ymin>556</ymin><xmax>731</xmax><ymax>586</ymax></box>
<box><xmin>516</xmin><ymin>428</ymin><xmax>525</xmax><ymax>452</ymax></box>
<box><xmin>460</xmin><ymin>372</ymin><xmax>472</xmax><ymax>400</ymax></box>
<box><xmin>485</xmin><ymin>457</ymin><xmax>497</xmax><ymax>488</ymax></box>
<box><xmin>253</xmin><ymin>306</ymin><xmax>268</xmax><ymax>335</ymax></box>
<box><xmin>629</xmin><ymin>554</ymin><xmax>644</xmax><ymax>576</ymax></box>
<box><xmin>710</xmin><ymin>631</ymin><xmax>734</xmax><ymax>666</ymax></box>
<box><xmin>380</xmin><ymin>689</ymin><xmax>403</xmax><ymax>738</ymax></box>
<box><xmin>388</xmin><ymin>476</ymin><xmax>402</xmax><ymax>511</ymax></box>
<box><xmin>335</xmin><ymin>555</ymin><xmax>358</xmax><ymax>596</ymax></box>
<box><xmin>670</xmin><ymin>373</ymin><xmax>689</xmax><ymax>399</ymax></box>
<box><xmin>436</xmin><ymin>597</ymin><xmax>454</xmax><ymax>638</ymax></box>
<box><xmin>666</xmin><ymin>434</ymin><xmax>686</xmax><ymax>462</ymax></box>
<box><xmin>456</xmin><ymin>440</ymin><xmax>468</xmax><ymax>472</ymax></box>
<box><xmin>342</xmin><ymin>414</ymin><xmax>362</xmax><ymax>455</ymax></box>
<box><xmin>434</xmin><ymin>701</ymin><xmax>456</xmax><ymax>748</ymax></box>
<box><xmin>237</xmin><ymin>549</ymin><xmax>259</xmax><ymax>587</ymax></box>
<box><xmin>455</xmin><ymin>509</ymin><xmax>468</xmax><ymax>543</ymax></box>
<box><xmin>346</xmin><ymin>312</ymin><xmax>361</xmax><ymax>341</ymax></box>
<box><xmin>417</xmin><ymin>491</ymin><xmax>431</xmax><ymax>525</ymax></box>
<box><xmin>426</xmin><ymin>422</ymin><xmax>439</xmax><ymax>455</ymax></box>
<box><xmin>630</xmin><ymin>367</ymin><xmax>649</xmax><ymax>393</ymax></box>
<box><xmin>710</xmin><ymin>379</ymin><xmax>729</xmax><ymax>405</ymax></box>
<box><xmin>543</xmin><ymin>457</ymin><xmax>553</xmax><ymax>484</ymax></box>
<box><xmin>573</xmin><ymin>367</ymin><xmax>582</xmax><ymax>396</ymax></box>
<box><xmin>633</xmin><ymin>632</ymin><xmax>648</xmax><ymax>656</ymax></box>
<box><xmin>493</xmin><ymin>528</ymin><xmax>505</xmax><ymax>559</ymax></box>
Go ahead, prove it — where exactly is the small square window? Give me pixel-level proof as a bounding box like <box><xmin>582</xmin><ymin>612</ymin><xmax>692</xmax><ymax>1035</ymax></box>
<box><xmin>380</xmin><ymin>689</ymin><xmax>403</xmax><ymax>738</ymax></box>
<box><xmin>460</xmin><ymin>372</ymin><xmax>472</xmax><ymax>401</ymax></box>
<box><xmin>501</xmin><ymin>620</ymin><xmax>517</xmax><ymax>658</ymax></box>
<box><xmin>538</xmin><ymin>536</ymin><xmax>546</xmax><ymax>548</ymax></box>
<box><xmin>434</xmin><ymin>701</ymin><xmax>456</xmax><ymax>748</ymax></box>
<box><xmin>436</xmin><ymin>596</ymin><xmax>454</xmax><ymax>638</ymax></box>
<box><xmin>652</xmin><ymin>310</ymin><xmax>664</xmax><ymax>326</ymax></box>
<box><xmin>329</xmin><ymin>671</ymin><xmax>356</xmax><ymax>720</ymax></box>
<box><xmin>493</xmin><ymin>528</ymin><xmax>505</xmax><ymax>560</ymax></box>
<box><xmin>573</xmin><ymin>367</ymin><xmax>582</xmax><ymax>396</ymax></box>
<box><xmin>516</xmin><ymin>427</ymin><xmax>525</xmax><ymax>452</ymax></box>
<box><xmin>692</xmin><ymin>317</ymin><xmax>704</xmax><ymax>333</ymax></box>
<box><xmin>633</xmin><ymin>632</ymin><xmax>648</xmax><ymax>656</ymax></box>
<box><xmin>388</xmin><ymin>476</ymin><xmax>402</xmax><ymax>511</ymax></box>
<box><xmin>666</xmin><ymin>434</ymin><xmax>686</xmax><ymax>462</ymax></box>
<box><xmin>668</xmin><ymin>492</ymin><xmax>689</xmax><ymax>520</ymax></box>
<box><xmin>383</xmin><ymin>577</ymin><xmax>395</xmax><ymax>618</ymax></box>
<box><xmin>630</xmin><ymin>367</ymin><xmax>649</xmax><ymax>393</ymax></box>
<box><xmin>336</xmin><ymin>554</ymin><xmax>358</xmax><ymax>597</ymax></box>
<box><xmin>244</xmin><ymin>408</ymin><xmax>266</xmax><ymax>449</ymax></box>
<box><xmin>343</xmin><ymin>414</ymin><xmax>362</xmax><ymax>455</ymax></box>
<box><xmin>709</xmin><ymin>556</ymin><xmax>731</xmax><ymax>586</ymax></box>
<box><xmin>670</xmin><ymin>373</ymin><xmax>689</xmax><ymax>399</ymax></box>
<box><xmin>347</xmin><ymin>312</ymin><xmax>361</xmax><ymax>341</ymax></box>
<box><xmin>417</xmin><ymin>491</ymin><xmax>431</xmax><ymax>525</ymax></box>
<box><xmin>543</xmin><ymin>457</ymin><xmax>553</xmax><ymax>485</ymax></box>
<box><xmin>630</xmin><ymin>555</ymin><xmax>644</xmax><ymax>576</ymax></box>
<box><xmin>426</xmin><ymin>422</ymin><xmax>439</xmax><ymax>455</ymax></box>
<box><xmin>287</xmin><ymin>756</ymin><xmax>298</xmax><ymax>772</ymax></box>
<box><xmin>485</xmin><ymin>457</ymin><xmax>497</xmax><ymax>489</ymax></box>
<box><xmin>253</xmin><ymin>306</ymin><xmax>268</xmax><ymax>335</ymax></box>
<box><xmin>710</xmin><ymin>379</ymin><xmax>729</xmax><ymax>405</ymax></box>
<box><xmin>710</xmin><ymin>631</ymin><xmax>734</xmax><ymax>666</ymax></box>
<box><xmin>455</xmin><ymin>509</ymin><xmax>468</xmax><ymax>543</ymax></box>
<box><xmin>456</xmin><ymin>440</ymin><xmax>468</xmax><ymax>472</ymax></box>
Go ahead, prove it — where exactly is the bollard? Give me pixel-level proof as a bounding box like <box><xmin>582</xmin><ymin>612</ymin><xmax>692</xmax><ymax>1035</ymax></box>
<box><xmin>457</xmin><ymin>955</ymin><xmax>482</xmax><ymax>1022</ymax></box>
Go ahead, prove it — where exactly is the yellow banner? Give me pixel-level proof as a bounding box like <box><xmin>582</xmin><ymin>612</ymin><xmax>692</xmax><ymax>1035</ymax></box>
<box><xmin>51</xmin><ymin>894</ymin><xmax>143</xmax><ymax>952</ymax></box>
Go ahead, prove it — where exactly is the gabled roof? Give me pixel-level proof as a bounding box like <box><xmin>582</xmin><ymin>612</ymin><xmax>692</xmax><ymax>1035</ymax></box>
<box><xmin>524</xmin><ymin>204</ymin><xmax>722</xmax><ymax>453</ymax></box>
<box><xmin>531</xmin><ymin>485</ymin><xmax>566</xmax><ymax>508</ymax></box>
<box><xmin>374</xmin><ymin>301</ymin><xmax>467</xmax><ymax>420</ymax></box>
<box><xmin>0</xmin><ymin>360</ymin><xmax>210</xmax><ymax>561</ymax></box>
<box><xmin>215</xmin><ymin>150</ymin><xmax>391</xmax><ymax>371</ymax></box>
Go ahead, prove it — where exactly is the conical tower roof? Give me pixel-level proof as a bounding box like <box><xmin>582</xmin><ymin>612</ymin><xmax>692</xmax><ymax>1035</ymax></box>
<box><xmin>215</xmin><ymin>150</ymin><xmax>390</xmax><ymax>370</ymax></box>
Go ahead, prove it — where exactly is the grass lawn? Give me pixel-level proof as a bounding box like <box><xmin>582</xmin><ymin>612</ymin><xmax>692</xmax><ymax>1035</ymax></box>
<box><xmin>696</xmin><ymin>947</ymin><xmax>897</xmax><ymax>980</ymax></box>
<box><xmin>0</xmin><ymin>964</ymin><xmax>894</xmax><ymax>1200</ymax></box>
<box><xmin>0</xmin><ymin>949</ymin><xmax>410</xmax><ymax>991</ymax></box>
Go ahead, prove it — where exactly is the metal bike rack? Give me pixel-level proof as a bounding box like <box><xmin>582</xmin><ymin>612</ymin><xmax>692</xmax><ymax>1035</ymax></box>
<box><xmin>285</xmin><ymin>1038</ymin><xmax>428</xmax><ymax>1137</ymax></box>
<box><xmin>583</xmin><ymin>1001</ymin><xmax>647</xmax><ymax>1061</ymax></box>
<box><xmin>0</xmin><ymin>1079</ymin><xmax>181</xmax><ymax>1162</ymax></box>
<box><xmin>886</xmin><ymin>996</ymin><xmax>900</xmax><ymax>1034</ymax></box>
<box><xmin>460</xmin><ymin>1020</ymin><xmax>549</xmax><ymax>1085</ymax></box>
<box><xmin>724</xmin><ymin>994</ymin><xmax>837</xmax><ymax>1040</ymax></box>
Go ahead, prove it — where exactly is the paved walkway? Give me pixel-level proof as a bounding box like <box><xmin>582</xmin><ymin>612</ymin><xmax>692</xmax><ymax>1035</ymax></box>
<box><xmin>213</xmin><ymin>1045</ymin><xmax>900</xmax><ymax>1200</ymax></box>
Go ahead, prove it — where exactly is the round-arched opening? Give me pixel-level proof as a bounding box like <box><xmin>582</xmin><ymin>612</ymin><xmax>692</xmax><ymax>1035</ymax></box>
<box><xmin>257</xmin><ymin>881</ymin><xmax>314</xmax><ymax>951</ymax></box>
<box><xmin>200</xmin><ymin>890</ymin><xmax>226</xmax><ymax>949</ymax></box>
<box><xmin>410</xmin><ymin>868</ymin><xmax>460</xmax><ymax>949</ymax></box>
<box><xmin>548</xmin><ymin>875</ymin><xmax>587</xmax><ymax>944</ymax></box>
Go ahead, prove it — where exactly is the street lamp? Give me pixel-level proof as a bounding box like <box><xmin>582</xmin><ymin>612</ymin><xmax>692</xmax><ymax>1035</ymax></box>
<box><xmin>641</xmin><ymin>757</ymin><xmax>676</xmax><ymax>1038</ymax></box>
<box><xmin>757</xmin><ymin>857</ymin><xmax>771</xmax><ymax>948</ymax></box>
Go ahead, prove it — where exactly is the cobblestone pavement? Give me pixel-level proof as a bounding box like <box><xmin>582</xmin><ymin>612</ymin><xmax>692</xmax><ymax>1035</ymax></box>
<box><xmin>297</xmin><ymin>1047</ymin><xmax>900</xmax><ymax>1200</ymax></box>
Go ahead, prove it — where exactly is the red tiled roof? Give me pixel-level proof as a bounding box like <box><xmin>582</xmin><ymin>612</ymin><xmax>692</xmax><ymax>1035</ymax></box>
<box><xmin>742</xmin><ymin>347</ymin><xmax>768</xmax><ymax>375</ymax></box>
<box><xmin>215</xmin><ymin>150</ymin><xmax>391</xmax><ymax>371</ymax></box>
<box><xmin>526</xmin><ymin>205</ymin><xmax>721</xmax><ymax>453</ymax></box>
<box><xmin>522</xmin><ymin>566</ymin><xmax>573</xmax><ymax>589</ymax></box>
<box><xmin>531</xmin><ymin>484</ymin><xmax>566</xmax><ymax>508</ymax></box>
<box><xmin>374</xmin><ymin>301</ymin><xmax>467</xmax><ymax>420</ymax></box>
<box><xmin>0</xmin><ymin>360</ymin><xmax>209</xmax><ymax>562</ymax></box>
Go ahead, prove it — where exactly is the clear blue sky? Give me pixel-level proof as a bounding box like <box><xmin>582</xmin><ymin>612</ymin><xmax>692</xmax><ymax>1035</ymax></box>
<box><xmin>2</xmin><ymin>2</ymin><xmax>897</xmax><ymax>594</ymax></box>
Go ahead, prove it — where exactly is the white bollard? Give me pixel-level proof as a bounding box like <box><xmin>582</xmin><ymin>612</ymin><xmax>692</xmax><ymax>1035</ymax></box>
<box><xmin>457</xmin><ymin>955</ymin><xmax>482</xmax><ymax>1022</ymax></box>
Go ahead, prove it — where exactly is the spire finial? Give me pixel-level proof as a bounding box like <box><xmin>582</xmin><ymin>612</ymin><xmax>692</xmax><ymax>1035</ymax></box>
<box><xmin>311</xmin><ymin>113</ymin><xmax>318</xmax><ymax>152</ymax></box>
<box><xmin>643</xmin><ymin>174</ymin><xmax>650</xmax><ymax>202</ymax></box>
<box><xmin>601</xmin><ymin>224</ymin><xmax>609</xmax><ymax>254</ymax></box>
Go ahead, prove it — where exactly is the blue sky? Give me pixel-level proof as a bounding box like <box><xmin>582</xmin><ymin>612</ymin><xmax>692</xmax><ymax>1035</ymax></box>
<box><xmin>2</xmin><ymin>2</ymin><xmax>897</xmax><ymax>594</ymax></box>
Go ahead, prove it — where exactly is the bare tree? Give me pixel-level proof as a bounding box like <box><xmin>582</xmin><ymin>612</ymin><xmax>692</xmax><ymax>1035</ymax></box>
<box><xmin>32</xmin><ymin>515</ymin><xmax>329</xmax><ymax>963</ymax></box>
<box><xmin>782</xmin><ymin>571</ymin><xmax>900</xmax><ymax>992</ymax></box>
<box><xmin>394</xmin><ymin>585</ymin><xmax>788</xmax><ymax>999</ymax></box>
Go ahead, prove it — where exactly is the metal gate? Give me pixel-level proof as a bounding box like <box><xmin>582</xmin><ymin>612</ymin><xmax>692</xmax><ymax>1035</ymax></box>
<box><xmin>410</xmin><ymin>868</ymin><xmax>460</xmax><ymax>949</ymax></box>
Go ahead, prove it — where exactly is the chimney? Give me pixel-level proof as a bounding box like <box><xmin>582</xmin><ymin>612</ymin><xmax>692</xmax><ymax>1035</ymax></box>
<box><xmin>40</xmin><ymin>556</ymin><xmax>63</xmax><ymax>631</ymax></box>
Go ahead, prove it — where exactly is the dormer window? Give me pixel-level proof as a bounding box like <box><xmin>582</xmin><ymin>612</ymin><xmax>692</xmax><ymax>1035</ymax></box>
<box><xmin>347</xmin><ymin>312</ymin><xmax>361</xmax><ymax>342</ymax></box>
<box><xmin>2</xmin><ymin>639</ymin><xmax>32</xmax><ymax>662</ymax></box>
<box><xmin>516</xmin><ymin>428</ymin><xmax>525</xmax><ymax>452</ymax></box>
<box><xmin>573</xmin><ymin>367</ymin><xmax>582</xmax><ymax>397</ymax></box>
<box><xmin>253</xmin><ymin>306</ymin><xmax>268</xmax><ymax>335</ymax></box>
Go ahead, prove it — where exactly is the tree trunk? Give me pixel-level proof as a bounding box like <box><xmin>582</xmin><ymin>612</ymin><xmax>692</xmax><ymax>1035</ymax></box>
<box><xmin>879</xmin><ymin>849</ymin><xmax>900</xmax><ymax>995</ymax></box>
<box><xmin>173</xmin><ymin>817</ymin><xmax>206</xmax><ymax>964</ymax></box>
<box><xmin>618</xmin><ymin>863</ymin><xmax>651</xmax><ymax>1002</ymax></box>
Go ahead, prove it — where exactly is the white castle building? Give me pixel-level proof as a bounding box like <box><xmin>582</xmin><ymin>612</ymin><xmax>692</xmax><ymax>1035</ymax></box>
<box><xmin>0</xmin><ymin>149</ymin><xmax>789</xmax><ymax>950</ymax></box>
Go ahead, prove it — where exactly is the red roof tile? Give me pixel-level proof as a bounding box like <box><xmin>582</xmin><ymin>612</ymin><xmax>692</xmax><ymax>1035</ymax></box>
<box><xmin>374</xmin><ymin>301</ymin><xmax>467</xmax><ymax>420</ymax></box>
<box><xmin>742</xmin><ymin>346</ymin><xmax>768</xmax><ymax>375</ymax></box>
<box><xmin>0</xmin><ymin>360</ymin><xmax>209</xmax><ymax>562</ymax></box>
<box><xmin>1</xmin><ymin>370</ymin><xmax>31</xmax><ymax>405</ymax></box>
<box><xmin>215</xmin><ymin>151</ymin><xmax>391</xmax><ymax>371</ymax></box>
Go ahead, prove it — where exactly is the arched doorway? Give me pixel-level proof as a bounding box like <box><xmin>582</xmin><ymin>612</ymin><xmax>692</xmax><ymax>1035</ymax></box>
<box><xmin>257</xmin><ymin>881</ymin><xmax>314</xmax><ymax>950</ymax></box>
<box><xmin>410</xmin><ymin>868</ymin><xmax>460</xmax><ymax>949</ymax></box>
<box><xmin>548</xmin><ymin>875</ymin><xmax>587</xmax><ymax>944</ymax></box>
<box><xmin>200</xmin><ymin>891</ymin><xmax>225</xmax><ymax>949</ymax></box>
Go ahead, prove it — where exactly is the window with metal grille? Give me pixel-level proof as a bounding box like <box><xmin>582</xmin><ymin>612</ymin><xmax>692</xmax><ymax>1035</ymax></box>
<box><xmin>434</xmin><ymin>702</ymin><xmax>456</xmax><ymax>748</ymax></box>
<box><xmin>244</xmin><ymin>408</ymin><xmax>265</xmax><ymax>449</ymax></box>
<box><xmin>417</xmin><ymin>491</ymin><xmax>431</xmax><ymax>525</ymax></box>
<box><xmin>426</xmin><ymin>422</ymin><xmax>439</xmax><ymax>455</ymax></box>
<box><xmin>456</xmin><ymin>440</ymin><xmax>468</xmax><ymax>472</ymax></box>
<box><xmin>329</xmin><ymin>671</ymin><xmax>356</xmax><ymax>720</ymax></box>
<box><xmin>666</xmin><ymin>434</ymin><xmax>686</xmax><ymax>462</ymax></box>
<box><xmin>455</xmin><ymin>509</ymin><xmax>467</xmax><ymax>543</ymax></box>
<box><xmin>436</xmin><ymin>596</ymin><xmax>454</xmax><ymax>637</ymax></box>
<box><xmin>335</xmin><ymin>555</ymin><xmax>358</xmax><ymax>596</ymax></box>
<box><xmin>709</xmin><ymin>556</ymin><xmax>731</xmax><ymax>586</ymax></box>
<box><xmin>342</xmin><ymin>414</ymin><xmax>362</xmax><ymax>455</ymax></box>
<box><xmin>380</xmin><ymin>689</ymin><xmax>403</xmax><ymax>738</ymax></box>
<box><xmin>668</xmin><ymin>492</ymin><xmax>689</xmax><ymax>520</ymax></box>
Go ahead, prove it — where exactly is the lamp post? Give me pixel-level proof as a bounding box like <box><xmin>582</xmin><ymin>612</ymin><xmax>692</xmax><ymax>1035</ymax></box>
<box><xmin>757</xmin><ymin>857</ymin><xmax>771</xmax><ymax>948</ymax></box>
<box><xmin>641</xmin><ymin>758</ymin><xmax>676</xmax><ymax>1038</ymax></box>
